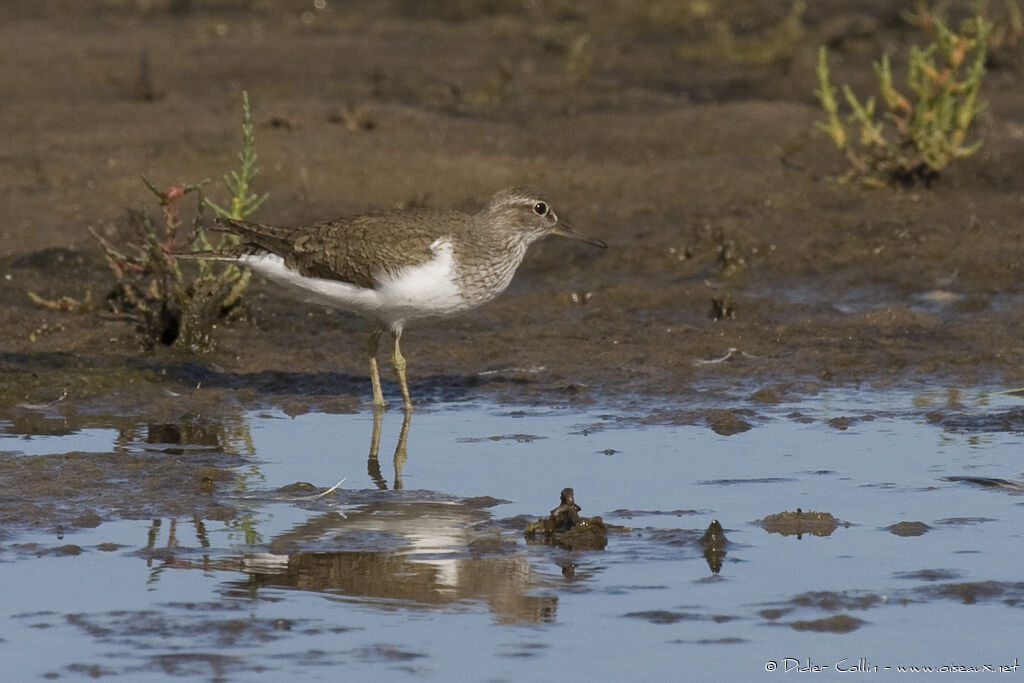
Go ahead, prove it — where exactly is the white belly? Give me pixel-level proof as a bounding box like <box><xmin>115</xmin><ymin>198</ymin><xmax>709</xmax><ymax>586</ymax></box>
<box><xmin>238</xmin><ymin>239</ymin><xmax>469</xmax><ymax>329</ymax></box>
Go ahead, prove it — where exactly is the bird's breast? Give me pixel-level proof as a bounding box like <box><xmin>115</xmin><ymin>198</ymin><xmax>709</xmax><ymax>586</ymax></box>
<box><xmin>450</xmin><ymin>238</ymin><xmax>528</xmax><ymax>303</ymax></box>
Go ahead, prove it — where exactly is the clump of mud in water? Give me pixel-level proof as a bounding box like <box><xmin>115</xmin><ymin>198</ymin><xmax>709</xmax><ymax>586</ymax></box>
<box><xmin>889</xmin><ymin>520</ymin><xmax>931</xmax><ymax>536</ymax></box>
<box><xmin>525</xmin><ymin>487</ymin><xmax>624</xmax><ymax>550</ymax></box>
<box><xmin>700</xmin><ymin>519</ymin><xmax>729</xmax><ymax>573</ymax></box>
<box><xmin>791</xmin><ymin>614</ymin><xmax>864</xmax><ymax>633</ymax></box>
<box><xmin>758</xmin><ymin>508</ymin><xmax>848</xmax><ymax>538</ymax></box>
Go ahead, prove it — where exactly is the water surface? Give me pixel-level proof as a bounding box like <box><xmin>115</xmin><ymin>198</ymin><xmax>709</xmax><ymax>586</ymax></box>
<box><xmin>2</xmin><ymin>388</ymin><xmax>1022</xmax><ymax>680</ymax></box>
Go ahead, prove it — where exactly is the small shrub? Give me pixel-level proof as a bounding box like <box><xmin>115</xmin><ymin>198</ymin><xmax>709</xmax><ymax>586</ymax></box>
<box><xmin>815</xmin><ymin>14</ymin><xmax>991</xmax><ymax>187</ymax></box>
<box><xmin>904</xmin><ymin>0</ymin><xmax>1023</xmax><ymax>57</ymax></box>
<box><xmin>203</xmin><ymin>91</ymin><xmax>268</xmax><ymax>221</ymax></box>
<box><xmin>88</xmin><ymin>91</ymin><xmax>266</xmax><ymax>351</ymax></box>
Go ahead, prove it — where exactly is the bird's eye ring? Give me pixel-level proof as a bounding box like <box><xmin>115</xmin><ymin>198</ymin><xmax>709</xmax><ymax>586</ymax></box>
<box><xmin>533</xmin><ymin>202</ymin><xmax>548</xmax><ymax>216</ymax></box>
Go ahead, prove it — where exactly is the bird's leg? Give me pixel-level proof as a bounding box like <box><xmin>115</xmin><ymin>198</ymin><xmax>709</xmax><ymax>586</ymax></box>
<box><xmin>392</xmin><ymin>408</ymin><xmax>411</xmax><ymax>490</ymax></box>
<box><xmin>390</xmin><ymin>328</ymin><xmax>413</xmax><ymax>410</ymax></box>
<box><xmin>366</xmin><ymin>405</ymin><xmax>387</xmax><ymax>489</ymax></box>
<box><xmin>367</xmin><ymin>326</ymin><xmax>386</xmax><ymax>408</ymax></box>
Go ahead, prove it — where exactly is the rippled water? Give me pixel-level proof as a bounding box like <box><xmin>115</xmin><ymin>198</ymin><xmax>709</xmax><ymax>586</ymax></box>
<box><xmin>2</xmin><ymin>388</ymin><xmax>1023</xmax><ymax>680</ymax></box>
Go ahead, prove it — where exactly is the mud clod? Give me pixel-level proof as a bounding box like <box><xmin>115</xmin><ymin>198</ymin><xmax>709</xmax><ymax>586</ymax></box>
<box><xmin>791</xmin><ymin>614</ymin><xmax>864</xmax><ymax>633</ymax></box>
<box><xmin>525</xmin><ymin>487</ymin><xmax>614</xmax><ymax>550</ymax></box>
<box><xmin>705</xmin><ymin>410</ymin><xmax>752</xmax><ymax>435</ymax></box>
<box><xmin>889</xmin><ymin>521</ymin><xmax>931</xmax><ymax>537</ymax></box>
<box><xmin>759</xmin><ymin>508</ymin><xmax>846</xmax><ymax>538</ymax></box>
<box><xmin>699</xmin><ymin>519</ymin><xmax>729</xmax><ymax>574</ymax></box>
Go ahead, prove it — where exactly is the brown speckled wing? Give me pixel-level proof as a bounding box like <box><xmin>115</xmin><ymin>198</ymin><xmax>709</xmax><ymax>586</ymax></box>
<box><xmin>217</xmin><ymin>208</ymin><xmax>460</xmax><ymax>289</ymax></box>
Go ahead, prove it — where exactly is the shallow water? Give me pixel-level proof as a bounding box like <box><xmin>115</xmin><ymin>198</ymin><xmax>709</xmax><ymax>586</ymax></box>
<box><xmin>2</xmin><ymin>388</ymin><xmax>1023</xmax><ymax>680</ymax></box>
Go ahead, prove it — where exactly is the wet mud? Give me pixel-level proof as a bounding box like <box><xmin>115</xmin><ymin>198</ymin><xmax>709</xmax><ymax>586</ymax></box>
<box><xmin>524</xmin><ymin>487</ymin><xmax>618</xmax><ymax>550</ymax></box>
<box><xmin>2</xmin><ymin>0</ymin><xmax>1024</xmax><ymax>420</ymax></box>
<box><xmin>758</xmin><ymin>508</ymin><xmax>847</xmax><ymax>538</ymax></box>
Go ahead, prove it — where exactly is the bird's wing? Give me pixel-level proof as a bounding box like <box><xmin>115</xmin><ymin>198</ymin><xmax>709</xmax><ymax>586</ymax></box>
<box><xmin>216</xmin><ymin>210</ymin><xmax>453</xmax><ymax>289</ymax></box>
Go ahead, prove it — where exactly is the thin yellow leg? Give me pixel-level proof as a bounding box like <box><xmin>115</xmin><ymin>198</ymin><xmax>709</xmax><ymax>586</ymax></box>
<box><xmin>367</xmin><ymin>326</ymin><xmax>386</xmax><ymax>408</ymax></box>
<box><xmin>393</xmin><ymin>408</ymin><xmax>411</xmax><ymax>490</ymax></box>
<box><xmin>366</xmin><ymin>405</ymin><xmax>387</xmax><ymax>489</ymax></box>
<box><xmin>391</xmin><ymin>328</ymin><xmax>413</xmax><ymax>410</ymax></box>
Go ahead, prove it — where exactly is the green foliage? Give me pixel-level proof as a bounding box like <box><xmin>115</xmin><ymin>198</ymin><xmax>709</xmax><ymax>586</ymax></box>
<box><xmin>904</xmin><ymin>0</ymin><xmax>1023</xmax><ymax>56</ymax></box>
<box><xmin>88</xmin><ymin>92</ymin><xmax>266</xmax><ymax>351</ymax></box>
<box><xmin>204</xmin><ymin>91</ymin><xmax>268</xmax><ymax>220</ymax></box>
<box><xmin>815</xmin><ymin>15</ymin><xmax>991</xmax><ymax>186</ymax></box>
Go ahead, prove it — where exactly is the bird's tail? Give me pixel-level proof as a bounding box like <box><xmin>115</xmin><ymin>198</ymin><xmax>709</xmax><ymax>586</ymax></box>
<box><xmin>171</xmin><ymin>250</ymin><xmax>238</xmax><ymax>261</ymax></box>
<box><xmin>212</xmin><ymin>217</ymin><xmax>248</xmax><ymax>233</ymax></box>
<box><xmin>168</xmin><ymin>218</ymin><xmax>267</xmax><ymax>260</ymax></box>
<box><xmin>214</xmin><ymin>217</ymin><xmax>299</xmax><ymax>242</ymax></box>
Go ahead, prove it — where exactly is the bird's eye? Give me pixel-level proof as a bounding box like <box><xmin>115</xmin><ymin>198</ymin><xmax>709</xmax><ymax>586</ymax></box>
<box><xmin>533</xmin><ymin>202</ymin><xmax>548</xmax><ymax>216</ymax></box>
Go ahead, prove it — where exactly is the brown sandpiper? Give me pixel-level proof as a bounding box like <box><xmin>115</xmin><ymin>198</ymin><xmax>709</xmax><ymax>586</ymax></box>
<box><xmin>204</xmin><ymin>187</ymin><xmax>606</xmax><ymax>409</ymax></box>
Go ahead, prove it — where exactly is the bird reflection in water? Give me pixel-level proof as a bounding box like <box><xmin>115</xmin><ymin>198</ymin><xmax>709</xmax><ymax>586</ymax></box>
<box><xmin>367</xmin><ymin>406</ymin><xmax>410</xmax><ymax>490</ymax></box>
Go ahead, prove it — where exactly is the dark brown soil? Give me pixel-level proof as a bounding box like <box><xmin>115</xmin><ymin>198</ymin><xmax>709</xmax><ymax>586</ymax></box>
<box><xmin>3</xmin><ymin>0</ymin><xmax>1024</xmax><ymax>418</ymax></box>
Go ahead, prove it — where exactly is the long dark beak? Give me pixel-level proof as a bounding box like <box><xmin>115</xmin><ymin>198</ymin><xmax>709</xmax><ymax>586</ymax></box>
<box><xmin>552</xmin><ymin>221</ymin><xmax>607</xmax><ymax>249</ymax></box>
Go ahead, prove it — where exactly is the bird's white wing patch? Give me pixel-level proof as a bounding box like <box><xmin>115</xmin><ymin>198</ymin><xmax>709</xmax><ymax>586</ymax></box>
<box><xmin>375</xmin><ymin>238</ymin><xmax>467</xmax><ymax>319</ymax></box>
<box><xmin>238</xmin><ymin>240</ymin><xmax>468</xmax><ymax>327</ymax></box>
<box><xmin>238</xmin><ymin>253</ymin><xmax>383</xmax><ymax>313</ymax></box>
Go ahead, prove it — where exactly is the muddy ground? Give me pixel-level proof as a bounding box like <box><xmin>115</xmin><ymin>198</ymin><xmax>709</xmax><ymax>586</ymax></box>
<box><xmin>2</xmin><ymin>0</ymin><xmax>1024</xmax><ymax>422</ymax></box>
